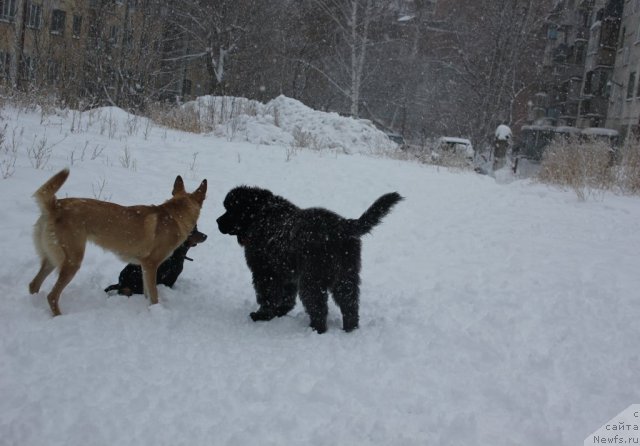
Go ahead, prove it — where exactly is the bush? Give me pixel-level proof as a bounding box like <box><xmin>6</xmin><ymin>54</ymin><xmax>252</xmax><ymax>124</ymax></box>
<box><xmin>617</xmin><ymin>137</ymin><xmax>640</xmax><ymax>193</ymax></box>
<box><xmin>147</xmin><ymin>103</ymin><xmax>204</xmax><ymax>134</ymax></box>
<box><xmin>538</xmin><ymin>137</ymin><xmax>614</xmax><ymax>200</ymax></box>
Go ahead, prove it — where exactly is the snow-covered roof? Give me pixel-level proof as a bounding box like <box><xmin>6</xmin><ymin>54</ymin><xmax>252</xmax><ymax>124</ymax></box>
<box><xmin>397</xmin><ymin>14</ymin><xmax>415</xmax><ymax>22</ymax></box>
<box><xmin>581</xmin><ymin>127</ymin><xmax>619</xmax><ymax>137</ymax></box>
<box><xmin>521</xmin><ymin>125</ymin><xmax>618</xmax><ymax>138</ymax></box>
<box><xmin>438</xmin><ymin>136</ymin><xmax>472</xmax><ymax>145</ymax></box>
<box><xmin>555</xmin><ymin>126</ymin><xmax>581</xmax><ymax>134</ymax></box>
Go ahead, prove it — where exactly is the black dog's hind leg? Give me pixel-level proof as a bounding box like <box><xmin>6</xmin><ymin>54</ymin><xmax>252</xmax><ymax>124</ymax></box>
<box><xmin>299</xmin><ymin>275</ymin><xmax>329</xmax><ymax>334</ymax></box>
<box><xmin>330</xmin><ymin>242</ymin><xmax>362</xmax><ymax>332</ymax></box>
<box><xmin>331</xmin><ymin>272</ymin><xmax>361</xmax><ymax>332</ymax></box>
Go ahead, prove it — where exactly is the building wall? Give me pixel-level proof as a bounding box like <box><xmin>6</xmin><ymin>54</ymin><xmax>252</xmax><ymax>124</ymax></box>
<box><xmin>576</xmin><ymin>0</ymin><xmax>613</xmax><ymax>128</ymax></box>
<box><xmin>530</xmin><ymin>0</ymin><xmax>627</xmax><ymax>131</ymax></box>
<box><xmin>0</xmin><ymin>0</ymin><xmax>210</xmax><ymax>104</ymax></box>
<box><xmin>536</xmin><ymin>0</ymin><xmax>617</xmax><ymax>128</ymax></box>
<box><xmin>606</xmin><ymin>0</ymin><xmax>640</xmax><ymax>138</ymax></box>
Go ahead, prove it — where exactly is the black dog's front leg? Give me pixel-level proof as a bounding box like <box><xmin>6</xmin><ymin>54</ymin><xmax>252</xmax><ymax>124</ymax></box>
<box><xmin>250</xmin><ymin>276</ymin><xmax>297</xmax><ymax>321</ymax></box>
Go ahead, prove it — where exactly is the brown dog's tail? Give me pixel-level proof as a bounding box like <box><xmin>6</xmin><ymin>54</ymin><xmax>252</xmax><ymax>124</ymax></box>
<box><xmin>34</xmin><ymin>168</ymin><xmax>70</xmax><ymax>215</ymax></box>
<box><xmin>347</xmin><ymin>192</ymin><xmax>403</xmax><ymax>238</ymax></box>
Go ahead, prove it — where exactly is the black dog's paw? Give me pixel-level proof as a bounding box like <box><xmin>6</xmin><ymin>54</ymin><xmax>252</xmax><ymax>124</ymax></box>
<box><xmin>250</xmin><ymin>310</ymin><xmax>276</xmax><ymax>322</ymax></box>
<box><xmin>310</xmin><ymin>323</ymin><xmax>327</xmax><ymax>334</ymax></box>
<box><xmin>343</xmin><ymin>324</ymin><xmax>358</xmax><ymax>333</ymax></box>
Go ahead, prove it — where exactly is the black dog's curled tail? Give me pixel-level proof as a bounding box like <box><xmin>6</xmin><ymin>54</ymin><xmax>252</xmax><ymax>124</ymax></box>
<box><xmin>348</xmin><ymin>192</ymin><xmax>403</xmax><ymax>237</ymax></box>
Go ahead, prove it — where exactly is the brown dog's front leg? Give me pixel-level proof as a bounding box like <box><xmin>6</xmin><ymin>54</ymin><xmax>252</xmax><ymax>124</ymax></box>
<box><xmin>141</xmin><ymin>262</ymin><xmax>159</xmax><ymax>305</ymax></box>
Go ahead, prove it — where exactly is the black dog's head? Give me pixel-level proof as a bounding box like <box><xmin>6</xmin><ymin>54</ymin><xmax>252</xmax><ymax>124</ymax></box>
<box><xmin>217</xmin><ymin>186</ymin><xmax>275</xmax><ymax>245</ymax></box>
<box><xmin>185</xmin><ymin>225</ymin><xmax>207</xmax><ymax>248</ymax></box>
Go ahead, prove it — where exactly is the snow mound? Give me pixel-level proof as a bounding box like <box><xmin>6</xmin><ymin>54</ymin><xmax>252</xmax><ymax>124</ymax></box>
<box><xmin>182</xmin><ymin>95</ymin><xmax>397</xmax><ymax>154</ymax></box>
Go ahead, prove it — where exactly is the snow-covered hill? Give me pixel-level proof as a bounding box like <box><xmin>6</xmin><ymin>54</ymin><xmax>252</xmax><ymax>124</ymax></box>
<box><xmin>182</xmin><ymin>95</ymin><xmax>397</xmax><ymax>154</ymax></box>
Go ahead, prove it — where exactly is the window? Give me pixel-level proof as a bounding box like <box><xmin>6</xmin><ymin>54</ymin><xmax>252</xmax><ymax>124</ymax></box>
<box><xmin>636</xmin><ymin>72</ymin><xmax>640</xmax><ymax>97</ymax></box>
<box><xmin>588</xmin><ymin>24</ymin><xmax>600</xmax><ymax>54</ymax></box>
<box><xmin>72</xmin><ymin>15</ymin><xmax>82</xmax><ymax>38</ymax></box>
<box><xmin>619</xmin><ymin>26</ymin><xmax>626</xmax><ymax>49</ymax></box>
<box><xmin>0</xmin><ymin>0</ymin><xmax>17</xmax><ymax>21</ymax></box>
<box><xmin>26</xmin><ymin>3</ymin><xmax>42</xmax><ymax>29</ymax></box>
<box><xmin>50</xmin><ymin>9</ymin><xmax>66</xmax><ymax>35</ymax></box>
<box><xmin>584</xmin><ymin>71</ymin><xmax>594</xmax><ymax>95</ymax></box>
<box><xmin>123</xmin><ymin>29</ymin><xmax>133</xmax><ymax>48</ymax></box>
<box><xmin>21</xmin><ymin>55</ymin><xmax>35</xmax><ymax>81</ymax></box>
<box><xmin>596</xmin><ymin>71</ymin><xmax>608</xmax><ymax>96</ymax></box>
<box><xmin>46</xmin><ymin>60</ymin><xmax>59</xmax><ymax>83</ymax></box>
<box><xmin>0</xmin><ymin>51</ymin><xmax>10</xmax><ymax>78</ymax></box>
<box><xmin>575</xmin><ymin>43</ymin><xmax>586</xmax><ymax>64</ymax></box>
<box><xmin>627</xmin><ymin>72</ymin><xmax>636</xmax><ymax>99</ymax></box>
<box><xmin>582</xmin><ymin>10</ymin><xmax>590</xmax><ymax>28</ymax></box>
<box><xmin>623</xmin><ymin>47</ymin><xmax>630</xmax><ymax>65</ymax></box>
<box><xmin>601</xmin><ymin>20</ymin><xmax>619</xmax><ymax>48</ymax></box>
<box><xmin>547</xmin><ymin>25</ymin><xmax>558</xmax><ymax>40</ymax></box>
<box><xmin>109</xmin><ymin>25</ymin><xmax>119</xmax><ymax>46</ymax></box>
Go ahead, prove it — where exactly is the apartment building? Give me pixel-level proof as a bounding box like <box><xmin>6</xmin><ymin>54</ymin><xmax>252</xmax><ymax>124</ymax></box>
<box><xmin>577</xmin><ymin>0</ymin><xmax>622</xmax><ymax>127</ymax></box>
<box><xmin>537</xmin><ymin>0</ymin><xmax>594</xmax><ymax>126</ymax></box>
<box><xmin>532</xmin><ymin>0</ymin><xmax>622</xmax><ymax>128</ymax></box>
<box><xmin>529</xmin><ymin>0</ymin><xmax>640</xmax><ymax>143</ymax></box>
<box><xmin>605</xmin><ymin>0</ymin><xmax>640</xmax><ymax>137</ymax></box>
<box><xmin>0</xmin><ymin>0</ymin><xmax>209</xmax><ymax>106</ymax></box>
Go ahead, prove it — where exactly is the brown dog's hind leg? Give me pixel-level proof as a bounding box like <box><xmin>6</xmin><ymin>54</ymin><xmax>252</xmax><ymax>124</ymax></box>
<box><xmin>29</xmin><ymin>258</ymin><xmax>55</xmax><ymax>294</ymax></box>
<box><xmin>46</xmin><ymin>259</ymin><xmax>81</xmax><ymax>316</ymax></box>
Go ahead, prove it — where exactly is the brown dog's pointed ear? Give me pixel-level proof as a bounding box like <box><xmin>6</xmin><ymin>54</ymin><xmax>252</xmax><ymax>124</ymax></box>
<box><xmin>172</xmin><ymin>175</ymin><xmax>185</xmax><ymax>196</ymax></box>
<box><xmin>192</xmin><ymin>179</ymin><xmax>207</xmax><ymax>205</ymax></box>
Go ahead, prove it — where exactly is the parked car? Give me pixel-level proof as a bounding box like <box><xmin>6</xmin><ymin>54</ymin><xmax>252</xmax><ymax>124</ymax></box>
<box><xmin>436</xmin><ymin>137</ymin><xmax>474</xmax><ymax>159</ymax></box>
<box><xmin>367</xmin><ymin>119</ymin><xmax>407</xmax><ymax>149</ymax></box>
<box><xmin>385</xmin><ymin>132</ymin><xmax>406</xmax><ymax>147</ymax></box>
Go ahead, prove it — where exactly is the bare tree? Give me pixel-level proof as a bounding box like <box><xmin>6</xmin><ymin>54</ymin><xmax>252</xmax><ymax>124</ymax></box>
<box><xmin>168</xmin><ymin>0</ymin><xmax>264</xmax><ymax>94</ymax></box>
<box><xmin>303</xmin><ymin>0</ymin><xmax>393</xmax><ymax>117</ymax></box>
<box><xmin>424</xmin><ymin>0</ymin><xmax>551</xmax><ymax>146</ymax></box>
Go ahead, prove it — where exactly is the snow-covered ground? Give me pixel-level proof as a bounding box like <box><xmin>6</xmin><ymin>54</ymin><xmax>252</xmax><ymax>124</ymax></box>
<box><xmin>1</xmin><ymin>100</ymin><xmax>639</xmax><ymax>446</ymax></box>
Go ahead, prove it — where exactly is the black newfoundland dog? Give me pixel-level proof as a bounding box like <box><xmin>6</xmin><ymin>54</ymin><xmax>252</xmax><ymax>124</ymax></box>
<box><xmin>216</xmin><ymin>186</ymin><xmax>402</xmax><ymax>333</ymax></box>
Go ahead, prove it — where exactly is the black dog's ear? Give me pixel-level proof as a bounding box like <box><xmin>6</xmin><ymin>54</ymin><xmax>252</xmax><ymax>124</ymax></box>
<box><xmin>250</xmin><ymin>187</ymin><xmax>275</xmax><ymax>203</ymax></box>
<box><xmin>173</xmin><ymin>176</ymin><xmax>185</xmax><ymax>196</ymax></box>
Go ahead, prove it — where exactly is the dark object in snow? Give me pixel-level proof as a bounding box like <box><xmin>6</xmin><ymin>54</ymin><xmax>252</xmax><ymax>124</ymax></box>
<box><xmin>216</xmin><ymin>186</ymin><xmax>403</xmax><ymax>334</ymax></box>
<box><xmin>104</xmin><ymin>226</ymin><xmax>207</xmax><ymax>296</ymax></box>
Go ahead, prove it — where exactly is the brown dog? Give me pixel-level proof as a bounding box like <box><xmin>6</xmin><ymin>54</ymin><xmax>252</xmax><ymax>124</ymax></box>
<box><xmin>28</xmin><ymin>168</ymin><xmax>207</xmax><ymax>316</ymax></box>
